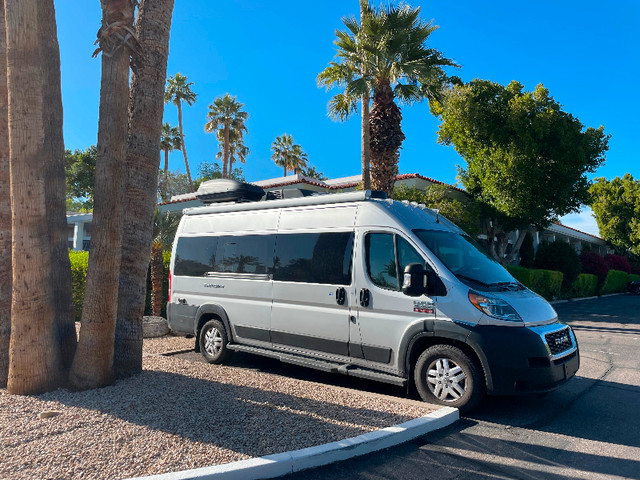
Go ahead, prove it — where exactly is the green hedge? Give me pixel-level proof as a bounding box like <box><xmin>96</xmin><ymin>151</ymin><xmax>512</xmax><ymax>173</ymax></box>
<box><xmin>69</xmin><ymin>250</ymin><xmax>89</xmax><ymax>321</ymax></box>
<box><xmin>570</xmin><ymin>273</ymin><xmax>598</xmax><ymax>298</ymax></box>
<box><xmin>600</xmin><ymin>269</ymin><xmax>629</xmax><ymax>295</ymax></box>
<box><xmin>505</xmin><ymin>265</ymin><xmax>563</xmax><ymax>300</ymax></box>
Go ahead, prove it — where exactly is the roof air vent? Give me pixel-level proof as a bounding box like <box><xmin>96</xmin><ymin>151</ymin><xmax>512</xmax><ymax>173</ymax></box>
<box><xmin>195</xmin><ymin>179</ymin><xmax>265</xmax><ymax>204</ymax></box>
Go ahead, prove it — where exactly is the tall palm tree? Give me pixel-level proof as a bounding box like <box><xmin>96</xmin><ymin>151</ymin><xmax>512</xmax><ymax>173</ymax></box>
<box><xmin>114</xmin><ymin>0</ymin><xmax>175</xmax><ymax>379</ymax></box>
<box><xmin>205</xmin><ymin>94</ymin><xmax>248</xmax><ymax>178</ymax></box>
<box><xmin>70</xmin><ymin>0</ymin><xmax>137</xmax><ymax>390</ymax></box>
<box><xmin>150</xmin><ymin>210</ymin><xmax>180</xmax><ymax>317</ymax></box>
<box><xmin>5</xmin><ymin>0</ymin><xmax>70</xmax><ymax>394</ymax></box>
<box><xmin>271</xmin><ymin>134</ymin><xmax>308</xmax><ymax>177</ymax></box>
<box><xmin>318</xmin><ymin>2</ymin><xmax>457</xmax><ymax>196</ymax></box>
<box><xmin>160</xmin><ymin>122</ymin><xmax>182</xmax><ymax>173</ymax></box>
<box><xmin>164</xmin><ymin>73</ymin><xmax>196</xmax><ymax>191</ymax></box>
<box><xmin>0</xmin><ymin>0</ymin><xmax>12</xmax><ymax>388</ymax></box>
<box><xmin>215</xmin><ymin>126</ymin><xmax>249</xmax><ymax>178</ymax></box>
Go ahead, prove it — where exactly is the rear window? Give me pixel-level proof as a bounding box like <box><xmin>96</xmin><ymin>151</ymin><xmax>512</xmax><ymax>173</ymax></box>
<box><xmin>174</xmin><ymin>236</ymin><xmax>218</xmax><ymax>277</ymax></box>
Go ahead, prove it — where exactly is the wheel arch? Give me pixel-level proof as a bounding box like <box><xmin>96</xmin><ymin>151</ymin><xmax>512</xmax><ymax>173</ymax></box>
<box><xmin>404</xmin><ymin>330</ymin><xmax>494</xmax><ymax>393</ymax></box>
<box><xmin>194</xmin><ymin>304</ymin><xmax>233</xmax><ymax>352</ymax></box>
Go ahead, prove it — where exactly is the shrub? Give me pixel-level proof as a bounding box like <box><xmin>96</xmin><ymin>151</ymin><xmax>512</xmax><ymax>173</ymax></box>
<box><xmin>534</xmin><ymin>241</ymin><xmax>580</xmax><ymax>288</ymax></box>
<box><xmin>570</xmin><ymin>273</ymin><xmax>598</xmax><ymax>298</ymax></box>
<box><xmin>630</xmin><ymin>262</ymin><xmax>640</xmax><ymax>276</ymax></box>
<box><xmin>69</xmin><ymin>250</ymin><xmax>89</xmax><ymax>321</ymax></box>
<box><xmin>604</xmin><ymin>254</ymin><xmax>631</xmax><ymax>274</ymax></box>
<box><xmin>519</xmin><ymin>232</ymin><xmax>535</xmax><ymax>268</ymax></box>
<box><xmin>505</xmin><ymin>265</ymin><xmax>530</xmax><ymax>285</ymax></box>
<box><xmin>579</xmin><ymin>251</ymin><xmax>608</xmax><ymax>285</ymax></box>
<box><xmin>529</xmin><ymin>269</ymin><xmax>563</xmax><ymax>300</ymax></box>
<box><xmin>506</xmin><ymin>265</ymin><xmax>562</xmax><ymax>299</ymax></box>
<box><xmin>600</xmin><ymin>269</ymin><xmax>629</xmax><ymax>295</ymax></box>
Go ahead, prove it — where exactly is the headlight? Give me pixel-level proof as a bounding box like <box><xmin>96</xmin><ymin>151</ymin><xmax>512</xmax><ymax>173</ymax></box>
<box><xmin>468</xmin><ymin>290</ymin><xmax>522</xmax><ymax>322</ymax></box>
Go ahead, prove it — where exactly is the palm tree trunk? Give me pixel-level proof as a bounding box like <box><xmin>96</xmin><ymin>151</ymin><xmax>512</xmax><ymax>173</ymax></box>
<box><xmin>114</xmin><ymin>0</ymin><xmax>174</xmax><ymax>379</ymax></box>
<box><xmin>5</xmin><ymin>0</ymin><xmax>65</xmax><ymax>394</ymax></box>
<box><xmin>150</xmin><ymin>241</ymin><xmax>164</xmax><ymax>316</ymax></box>
<box><xmin>176</xmin><ymin>101</ymin><xmax>194</xmax><ymax>190</ymax></box>
<box><xmin>41</xmin><ymin>0</ymin><xmax>76</xmax><ymax>371</ymax></box>
<box><xmin>0</xmin><ymin>0</ymin><xmax>12</xmax><ymax>387</ymax></box>
<box><xmin>369</xmin><ymin>80</ymin><xmax>404</xmax><ymax>197</ymax></box>
<box><xmin>222</xmin><ymin>124</ymin><xmax>230</xmax><ymax>178</ymax></box>
<box><xmin>359</xmin><ymin>0</ymin><xmax>371</xmax><ymax>191</ymax></box>
<box><xmin>70</xmin><ymin>0</ymin><xmax>135</xmax><ymax>390</ymax></box>
<box><xmin>361</xmin><ymin>91</ymin><xmax>371</xmax><ymax>190</ymax></box>
<box><xmin>164</xmin><ymin>147</ymin><xmax>169</xmax><ymax>173</ymax></box>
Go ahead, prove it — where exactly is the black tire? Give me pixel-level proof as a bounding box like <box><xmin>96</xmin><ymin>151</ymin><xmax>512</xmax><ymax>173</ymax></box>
<box><xmin>198</xmin><ymin>319</ymin><xmax>232</xmax><ymax>364</ymax></box>
<box><xmin>414</xmin><ymin>344</ymin><xmax>484</xmax><ymax>412</ymax></box>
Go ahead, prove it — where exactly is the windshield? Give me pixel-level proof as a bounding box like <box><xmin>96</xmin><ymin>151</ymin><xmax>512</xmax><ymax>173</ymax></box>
<box><xmin>413</xmin><ymin>229</ymin><xmax>514</xmax><ymax>286</ymax></box>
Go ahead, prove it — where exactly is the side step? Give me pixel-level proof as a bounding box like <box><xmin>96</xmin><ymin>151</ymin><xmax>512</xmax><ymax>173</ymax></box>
<box><xmin>227</xmin><ymin>343</ymin><xmax>407</xmax><ymax>387</ymax></box>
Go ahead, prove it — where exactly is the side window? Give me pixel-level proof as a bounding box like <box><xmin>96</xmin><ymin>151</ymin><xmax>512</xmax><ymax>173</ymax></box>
<box><xmin>215</xmin><ymin>235</ymin><xmax>275</xmax><ymax>274</ymax></box>
<box><xmin>366</xmin><ymin>233</ymin><xmax>425</xmax><ymax>291</ymax></box>
<box><xmin>365</xmin><ymin>233</ymin><xmax>398</xmax><ymax>290</ymax></box>
<box><xmin>397</xmin><ymin>236</ymin><xmax>424</xmax><ymax>274</ymax></box>
<box><xmin>174</xmin><ymin>236</ymin><xmax>218</xmax><ymax>276</ymax></box>
<box><xmin>274</xmin><ymin>232</ymin><xmax>354</xmax><ymax>285</ymax></box>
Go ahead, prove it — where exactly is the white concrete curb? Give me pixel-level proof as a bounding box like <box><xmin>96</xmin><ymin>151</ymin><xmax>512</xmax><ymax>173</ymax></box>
<box><xmin>128</xmin><ymin>406</ymin><xmax>458</xmax><ymax>480</ymax></box>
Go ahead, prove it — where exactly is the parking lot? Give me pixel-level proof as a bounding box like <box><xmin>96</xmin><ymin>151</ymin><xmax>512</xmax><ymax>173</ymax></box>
<box><xmin>278</xmin><ymin>294</ymin><xmax>640</xmax><ymax>480</ymax></box>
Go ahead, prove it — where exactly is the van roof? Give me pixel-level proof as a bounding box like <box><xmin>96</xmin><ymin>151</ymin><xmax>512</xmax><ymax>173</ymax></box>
<box><xmin>183</xmin><ymin>190</ymin><xmax>382</xmax><ymax>216</ymax></box>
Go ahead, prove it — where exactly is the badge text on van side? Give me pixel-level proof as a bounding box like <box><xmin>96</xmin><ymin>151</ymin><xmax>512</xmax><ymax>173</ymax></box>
<box><xmin>413</xmin><ymin>301</ymin><xmax>434</xmax><ymax>314</ymax></box>
<box><xmin>204</xmin><ymin>283</ymin><xmax>225</xmax><ymax>289</ymax></box>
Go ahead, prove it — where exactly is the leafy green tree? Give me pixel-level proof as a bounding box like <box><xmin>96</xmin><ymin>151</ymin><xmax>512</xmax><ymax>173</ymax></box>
<box><xmin>205</xmin><ymin>93</ymin><xmax>248</xmax><ymax>178</ymax></box>
<box><xmin>435</xmin><ymin>79</ymin><xmax>609</xmax><ymax>262</ymax></box>
<box><xmin>65</xmin><ymin>146</ymin><xmax>97</xmax><ymax>211</ymax></box>
<box><xmin>318</xmin><ymin>2</ymin><xmax>457</xmax><ymax>196</ymax></box>
<box><xmin>271</xmin><ymin>134</ymin><xmax>308</xmax><ymax>176</ymax></box>
<box><xmin>589</xmin><ymin>174</ymin><xmax>640</xmax><ymax>256</ymax></box>
<box><xmin>393</xmin><ymin>184</ymin><xmax>480</xmax><ymax>236</ymax></box>
<box><xmin>198</xmin><ymin>160</ymin><xmax>246</xmax><ymax>183</ymax></box>
<box><xmin>157</xmin><ymin>170</ymin><xmax>192</xmax><ymax>202</ymax></box>
<box><xmin>164</xmin><ymin>73</ymin><xmax>197</xmax><ymax>190</ymax></box>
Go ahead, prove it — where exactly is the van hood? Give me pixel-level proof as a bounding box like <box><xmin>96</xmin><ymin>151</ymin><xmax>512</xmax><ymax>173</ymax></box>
<box><xmin>495</xmin><ymin>288</ymin><xmax>558</xmax><ymax>326</ymax></box>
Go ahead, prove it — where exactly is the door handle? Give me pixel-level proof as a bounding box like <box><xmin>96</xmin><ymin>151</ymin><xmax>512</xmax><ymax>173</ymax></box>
<box><xmin>335</xmin><ymin>287</ymin><xmax>346</xmax><ymax>306</ymax></box>
<box><xmin>359</xmin><ymin>288</ymin><xmax>370</xmax><ymax>307</ymax></box>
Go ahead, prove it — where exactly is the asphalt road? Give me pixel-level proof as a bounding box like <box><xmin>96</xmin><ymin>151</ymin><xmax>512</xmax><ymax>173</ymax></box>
<box><xmin>280</xmin><ymin>294</ymin><xmax>640</xmax><ymax>480</ymax></box>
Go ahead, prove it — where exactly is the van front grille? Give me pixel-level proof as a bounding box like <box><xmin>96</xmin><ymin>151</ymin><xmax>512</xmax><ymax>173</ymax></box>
<box><xmin>545</xmin><ymin>328</ymin><xmax>573</xmax><ymax>356</ymax></box>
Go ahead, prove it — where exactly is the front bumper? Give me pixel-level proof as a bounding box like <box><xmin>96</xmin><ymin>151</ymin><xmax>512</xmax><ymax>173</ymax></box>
<box><xmin>469</xmin><ymin>323</ymin><xmax>580</xmax><ymax>395</ymax></box>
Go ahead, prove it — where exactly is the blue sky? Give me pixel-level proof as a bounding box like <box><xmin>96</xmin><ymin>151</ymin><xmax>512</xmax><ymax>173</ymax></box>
<box><xmin>54</xmin><ymin>0</ymin><xmax>639</xmax><ymax>235</ymax></box>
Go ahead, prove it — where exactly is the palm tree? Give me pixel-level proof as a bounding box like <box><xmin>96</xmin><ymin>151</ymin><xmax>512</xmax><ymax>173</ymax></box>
<box><xmin>164</xmin><ymin>73</ymin><xmax>196</xmax><ymax>191</ymax></box>
<box><xmin>70</xmin><ymin>0</ymin><xmax>137</xmax><ymax>390</ymax></box>
<box><xmin>205</xmin><ymin>94</ymin><xmax>248</xmax><ymax>178</ymax></box>
<box><xmin>271</xmin><ymin>134</ymin><xmax>308</xmax><ymax>177</ymax></box>
<box><xmin>5</xmin><ymin>0</ymin><xmax>71</xmax><ymax>394</ymax></box>
<box><xmin>114</xmin><ymin>0</ymin><xmax>174</xmax><ymax>379</ymax></box>
<box><xmin>318</xmin><ymin>2</ymin><xmax>457</xmax><ymax>196</ymax></box>
<box><xmin>151</xmin><ymin>210</ymin><xmax>180</xmax><ymax>317</ymax></box>
<box><xmin>160</xmin><ymin>122</ymin><xmax>182</xmax><ymax>173</ymax></box>
<box><xmin>215</xmin><ymin>126</ymin><xmax>249</xmax><ymax>178</ymax></box>
<box><xmin>0</xmin><ymin>0</ymin><xmax>11</xmax><ymax>388</ymax></box>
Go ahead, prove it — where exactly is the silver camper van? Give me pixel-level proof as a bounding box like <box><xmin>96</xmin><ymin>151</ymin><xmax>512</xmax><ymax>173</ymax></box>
<box><xmin>168</xmin><ymin>180</ymin><xmax>579</xmax><ymax>410</ymax></box>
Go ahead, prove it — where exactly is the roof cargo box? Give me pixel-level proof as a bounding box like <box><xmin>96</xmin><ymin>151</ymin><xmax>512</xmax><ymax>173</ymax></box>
<box><xmin>195</xmin><ymin>179</ymin><xmax>265</xmax><ymax>204</ymax></box>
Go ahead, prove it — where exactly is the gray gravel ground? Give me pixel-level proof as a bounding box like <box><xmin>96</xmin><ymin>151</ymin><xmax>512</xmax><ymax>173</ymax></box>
<box><xmin>0</xmin><ymin>335</ymin><xmax>434</xmax><ymax>480</ymax></box>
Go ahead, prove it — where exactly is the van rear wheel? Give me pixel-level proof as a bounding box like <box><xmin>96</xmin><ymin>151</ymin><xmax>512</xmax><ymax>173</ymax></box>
<box><xmin>414</xmin><ymin>345</ymin><xmax>484</xmax><ymax>412</ymax></box>
<box><xmin>199</xmin><ymin>319</ymin><xmax>232</xmax><ymax>364</ymax></box>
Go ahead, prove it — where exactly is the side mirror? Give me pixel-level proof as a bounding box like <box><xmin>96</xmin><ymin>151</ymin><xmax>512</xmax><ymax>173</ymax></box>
<box><xmin>402</xmin><ymin>263</ymin><xmax>428</xmax><ymax>297</ymax></box>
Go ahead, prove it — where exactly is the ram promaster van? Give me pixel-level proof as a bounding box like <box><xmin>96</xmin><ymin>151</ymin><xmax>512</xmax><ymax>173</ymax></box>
<box><xmin>168</xmin><ymin>180</ymin><xmax>579</xmax><ymax>410</ymax></box>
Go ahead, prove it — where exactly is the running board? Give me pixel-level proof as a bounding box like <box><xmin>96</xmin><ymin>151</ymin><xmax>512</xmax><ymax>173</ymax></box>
<box><xmin>227</xmin><ymin>343</ymin><xmax>407</xmax><ymax>387</ymax></box>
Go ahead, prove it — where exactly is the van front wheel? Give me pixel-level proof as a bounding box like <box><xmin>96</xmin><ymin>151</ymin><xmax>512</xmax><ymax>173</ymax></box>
<box><xmin>414</xmin><ymin>345</ymin><xmax>483</xmax><ymax>412</ymax></box>
<box><xmin>199</xmin><ymin>319</ymin><xmax>232</xmax><ymax>364</ymax></box>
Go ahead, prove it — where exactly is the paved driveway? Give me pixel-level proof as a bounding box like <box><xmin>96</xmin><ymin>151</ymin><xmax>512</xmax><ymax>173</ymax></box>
<box><xmin>282</xmin><ymin>294</ymin><xmax>640</xmax><ymax>480</ymax></box>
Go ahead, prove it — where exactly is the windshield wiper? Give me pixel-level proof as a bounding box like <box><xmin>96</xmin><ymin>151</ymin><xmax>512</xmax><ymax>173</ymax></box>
<box><xmin>455</xmin><ymin>274</ymin><xmax>491</xmax><ymax>288</ymax></box>
<box><xmin>491</xmin><ymin>281</ymin><xmax>525</xmax><ymax>291</ymax></box>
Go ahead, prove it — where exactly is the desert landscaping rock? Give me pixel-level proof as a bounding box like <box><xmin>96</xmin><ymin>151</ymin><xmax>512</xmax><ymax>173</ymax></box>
<box><xmin>0</xmin><ymin>335</ymin><xmax>435</xmax><ymax>480</ymax></box>
<box><xmin>142</xmin><ymin>316</ymin><xmax>170</xmax><ymax>338</ymax></box>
